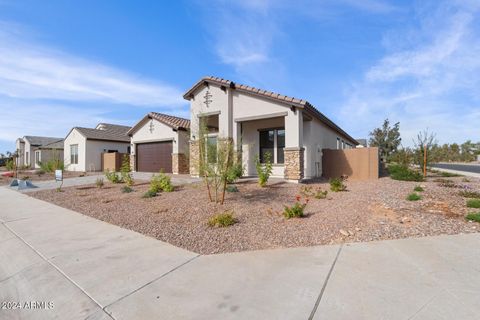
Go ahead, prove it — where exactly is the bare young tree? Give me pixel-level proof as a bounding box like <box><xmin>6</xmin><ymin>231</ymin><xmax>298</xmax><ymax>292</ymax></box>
<box><xmin>413</xmin><ymin>128</ymin><xmax>437</xmax><ymax>173</ymax></box>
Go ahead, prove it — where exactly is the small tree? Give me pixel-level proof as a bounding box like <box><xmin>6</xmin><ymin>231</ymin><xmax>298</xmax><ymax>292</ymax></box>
<box><xmin>197</xmin><ymin>117</ymin><xmax>235</xmax><ymax>204</ymax></box>
<box><xmin>369</xmin><ymin>119</ymin><xmax>401</xmax><ymax>162</ymax></box>
<box><xmin>413</xmin><ymin>129</ymin><xmax>437</xmax><ymax>174</ymax></box>
<box><xmin>120</xmin><ymin>154</ymin><xmax>134</xmax><ymax>186</ymax></box>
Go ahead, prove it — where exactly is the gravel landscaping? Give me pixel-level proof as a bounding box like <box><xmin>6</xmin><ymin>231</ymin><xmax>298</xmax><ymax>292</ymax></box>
<box><xmin>29</xmin><ymin>174</ymin><xmax>480</xmax><ymax>254</ymax></box>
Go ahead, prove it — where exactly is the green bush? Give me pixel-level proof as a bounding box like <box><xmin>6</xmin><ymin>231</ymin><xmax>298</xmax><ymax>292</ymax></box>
<box><xmin>466</xmin><ymin>212</ymin><xmax>480</xmax><ymax>223</ymax></box>
<box><xmin>459</xmin><ymin>190</ymin><xmax>480</xmax><ymax>198</ymax></box>
<box><xmin>315</xmin><ymin>189</ymin><xmax>328</xmax><ymax>199</ymax></box>
<box><xmin>255</xmin><ymin>152</ymin><xmax>273</xmax><ymax>187</ymax></box>
<box><xmin>300</xmin><ymin>186</ymin><xmax>328</xmax><ymax>199</ymax></box>
<box><xmin>142</xmin><ymin>190</ymin><xmax>157</xmax><ymax>198</ymax></box>
<box><xmin>329</xmin><ymin>178</ymin><xmax>347</xmax><ymax>192</ymax></box>
<box><xmin>414</xmin><ymin>185</ymin><xmax>424</xmax><ymax>192</ymax></box>
<box><xmin>39</xmin><ymin>159</ymin><xmax>65</xmax><ymax>173</ymax></box>
<box><xmin>5</xmin><ymin>158</ymin><xmax>14</xmax><ymax>171</ymax></box>
<box><xmin>95</xmin><ymin>177</ymin><xmax>104</xmax><ymax>188</ymax></box>
<box><xmin>120</xmin><ymin>154</ymin><xmax>134</xmax><ymax>186</ymax></box>
<box><xmin>121</xmin><ymin>186</ymin><xmax>133</xmax><ymax>193</ymax></box>
<box><xmin>466</xmin><ymin>199</ymin><xmax>480</xmax><ymax>208</ymax></box>
<box><xmin>226</xmin><ymin>162</ymin><xmax>243</xmax><ymax>184</ymax></box>
<box><xmin>208</xmin><ymin>211</ymin><xmax>236</xmax><ymax>227</ymax></box>
<box><xmin>388</xmin><ymin>164</ymin><xmax>424</xmax><ymax>182</ymax></box>
<box><xmin>406</xmin><ymin>193</ymin><xmax>421</xmax><ymax>201</ymax></box>
<box><xmin>283</xmin><ymin>202</ymin><xmax>306</xmax><ymax>219</ymax></box>
<box><xmin>105</xmin><ymin>170</ymin><xmax>122</xmax><ymax>183</ymax></box>
<box><xmin>150</xmin><ymin>171</ymin><xmax>174</xmax><ymax>193</ymax></box>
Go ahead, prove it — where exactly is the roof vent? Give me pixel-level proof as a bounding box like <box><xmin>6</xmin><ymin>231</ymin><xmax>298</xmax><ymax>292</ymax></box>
<box><xmin>97</xmin><ymin>124</ymin><xmax>106</xmax><ymax>130</ymax></box>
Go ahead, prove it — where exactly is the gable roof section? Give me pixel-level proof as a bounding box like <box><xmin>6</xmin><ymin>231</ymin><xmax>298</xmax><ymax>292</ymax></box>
<box><xmin>38</xmin><ymin>139</ymin><xmax>64</xmax><ymax>150</ymax></box>
<box><xmin>24</xmin><ymin>136</ymin><xmax>64</xmax><ymax>147</ymax></box>
<box><xmin>183</xmin><ymin>76</ymin><xmax>358</xmax><ymax>145</ymax></box>
<box><xmin>71</xmin><ymin>123</ymin><xmax>131</xmax><ymax>142</ymax></box>
<box><xmin>127</xmin><ymin>112</ymin><xmax>190</xmax><ymax>136</ymax></box>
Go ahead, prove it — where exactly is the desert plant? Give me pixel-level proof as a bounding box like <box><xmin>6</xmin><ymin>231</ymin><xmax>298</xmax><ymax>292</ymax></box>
<box><xmin>5</xmin><ymin>158</ymin><xmax>15</xmax><ymax>171</ymax></box>
<box><xmin>406</xmin><ymin>193</ymin><xmax>421</xmax><ymax>201</ymax></box>
<box><xmin>95</xmin><ymin>177</ymin><xmax>104</xmax><ymax>188</ymax></box>
<box><xmin>124</xmin><ymin>174</ymin><xmax>134</xmax><ymax>187</ymax></box>
<box><xmin>121</xmin><ymin>186</ymin><xmax>133</xmax><ymax>193</ymax></box>
<box><xmin>142</xmin><ymin>190</ymin><xmax>157</xmax><ymax>198</ymax></box>
<box><xmin>300</xmin><ymin>185</ymin><xmax>328</xmax><ymax>199</ymax></box>
<box><xmin>466</xmin><ymin>199</ymin><xmax>480</xmax><ymax>208</ymax></box>
<box><xmin>329</xmin><ymin>177</ymin><xmax>347</xmax><ymax>192</ymax></box>
<box><xmin>388</xmin><ymin>164</ymin><xmax>424</xmax><ymax>182</ymax></box>
<box><xmin>208</xmin><ymin>211</ymin><xmax>236</xmax><ymax>227</ymax></box>
<box><xmin>315</xmin><ymin>189</ymin><xmax>328</xmax><ymax>199</ymax></box>
<box><xmin>255</xmin><ymin>151</ymin><xmax>273</xmax><ymax>187</ymax></box>
<box><xmin>226</xmin><ymin>161</ymin><xmax>243</xmax><ymax>184</ymax></box>
<box><xmin>414</xmin><ymin>185</ymin><xmax>424</xmax><ymax>192</ymax></box>
<box><xmin>150</xmin><ymin>171</ymin><xmax>174</xmax><ymax>193</ymax></box>
<box><xmin>436</xmin><ymin>178</ymin><xmax>457</xmax><ymax>188</ymax></box>
<box><xmin>39</xmin><ymin>159</ymin><xmax>65</xmax><ymax>173</ymax></box>
<box><xmin>283</xmin><ymin>195</ymin><xmax>309</xmax><ymax>219</ymax></box>
<box><xmin>104</xmin><ymin>170</ymin><xmax>122</xmax><ymax>183</ymax></box>
<box><xmin>226</xmin><ymin>185</ymin><xmax>239</xmax><ymax>192</ymax></box>
<box><xmin>459</xmin><ymin>190</ymin><xmax>480</xmax><ymax>198</ymax></box>
<box><xmin>120</xmin><ymin>154</ymin><xmax>134</xmax><ymax>186</ymax></box>
<box><xmin>466</xmin><ymin>212</ymin><xmax>480</xmax><ymax>223</ymax></box>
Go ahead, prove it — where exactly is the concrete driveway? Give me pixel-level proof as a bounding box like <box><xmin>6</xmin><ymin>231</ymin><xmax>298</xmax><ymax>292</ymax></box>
<box><xmin>1</xmin><ymin>187</ymin><xmax>479</xmax><ymax>319</ymax></box>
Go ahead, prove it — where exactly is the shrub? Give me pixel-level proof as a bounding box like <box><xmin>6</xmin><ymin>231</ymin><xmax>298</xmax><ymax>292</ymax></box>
<box><xmin>388</xmin><ymin>164</ymin><xmax>424</xmax><ymax>182</ymax></box>
<box><xmin>435</xmin><ymin>178</ymin><xmax>457</xmax><ymax>188</ymax></box>
<box><xmin>142</xmin><ymin>190</ymin><xmax>157</xmax><ymax>198</ymax></box>
<box><xmin>255</xmin><ymin>152</ymin><xmax>273</xmax><ymax>187</ymax></box>
<box><xmin>440</xmin><ymin>171</ymin><xmax>462</xmax><ymax>177</ymax></box>
<box><xmin>226</xmin><ymin>162</ymin><xmax>243</xmax><ymax>184</ymax></box>
<box><xmin>105</xmin><ymin>170</ymin><xmax>122</xmax><ymax>183</ymax></box>
<box><xmin>414</xmin><ymin>185</ymin><xmax>424</xmax><ymax>192</ymax></box>
<box><xmin>124</xmin><ymin>174</ymin><xmax>134</xmax><ymax>187</ymax></box>
<box><xmin>283</xmin><ymin>195</ymin><xmax>309</xmax><ymax>219</ymax></box>
<box><xmin>39</xmin><ymin>159</ymin><xmax>64</xmax><ymax>173</ymax></box>
<box><xmin>466</xmin><ymin>212</ymin><xmax>480</xmax><ymax>223</ymax></box>
<box><xmin>329</xmin><ymin>178</ymin><xmax>347</xmax><ymax>192</ymax></box>
<box><xmin>150</xmin><ymin>171</ymin><xmax>174</xmax><ymax>193</ymax></box>
<box><xmin>406</xmin><ymin>193</ymin><xmax>421</xmax><ymax>201</ymax></box>
<box><xmin>5</xmin><ymin>158</ymin><xmax>14</xmax><ymax>171</ymax></box>
<box><xmin>466</xmin><ymin>199</ymin><xmax>480</xmax><ymax>208</ymax></box>
<box><xmin>459</xmin><ymin>190</ymin><xmax>480</xmax><ymax>198</ymax></box>
<box><xmin>120</xmin><ymin>154</ymin><xmax>134</xmax><ymax>186</ymax></box>
<box><xmin>315</xmin><ymin>189</ymin><xmax>328</xmax><ymax>199</ymax></box>
<box><xmin>301</xmin><ymin>186</ymin><xmax>328</xmax><ymax>199</ymax></box>
<box><xmin>226</xmin><ymin>185</ymin><xmax>239</xmax><ymax>192</ymax></box>
<box><xmin>95</xmin><ymin>177</ymin><xmax>104</xmax><ymax>188</ymax></box>
<box><xmin>121</xmin><ymin>186</ymin><xmax>133</xmax><ymax>193</ymax></box>
<box><xmin>208</xmin><ymin>211</ymin><xmax>236</xmax><ymax>227</ymax></box>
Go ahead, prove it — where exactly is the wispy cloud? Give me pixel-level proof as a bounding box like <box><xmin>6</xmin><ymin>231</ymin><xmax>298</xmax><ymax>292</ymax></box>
<box><xmin>339</xmin><ymin>0</ymin><xmax>480</xmax><ymax>145</ymax></box>
<box><xmin>0</xmin><ymin>22</ymin><xmax>184</xmax><ymax>107</ymax></box>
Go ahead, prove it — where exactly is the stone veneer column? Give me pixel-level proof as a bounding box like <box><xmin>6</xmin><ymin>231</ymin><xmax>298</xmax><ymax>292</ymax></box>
<box><xmin>130</xmin><ymin>154</ymin><xmax>135</xmax><ymax>172</ymax></box>
<box><xmin>189</xmin><ymin>140</ymin><xmax>200</xmax><ymax>176</ymax></box>
<box><xmin>284</xmin><ymin>147</ymin><xmax>304</xmax><ymax>181</ymax></box>
<box><xmin>172</xmin><ymin>153</ymin><xmax>189</xmax><ymax>174</ymax></box>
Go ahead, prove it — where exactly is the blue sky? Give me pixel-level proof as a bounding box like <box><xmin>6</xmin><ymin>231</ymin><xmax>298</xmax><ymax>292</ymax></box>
<box><xmin>0</xmin><ymin>0</ymin><xmax>479</xmax><ymax>154</ymax></box>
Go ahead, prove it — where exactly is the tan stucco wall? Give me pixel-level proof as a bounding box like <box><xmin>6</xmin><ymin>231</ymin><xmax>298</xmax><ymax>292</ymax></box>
<box><xmin>322</xmin><ymin>147</ymin><xmax>379</xmax><ymax>180</ymax></box>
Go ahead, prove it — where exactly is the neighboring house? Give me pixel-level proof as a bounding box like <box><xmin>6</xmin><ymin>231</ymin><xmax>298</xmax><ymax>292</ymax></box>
<box><xmin>15</xmin><ymin>136</ymin><xmax>64</xmax><ymax>169</ymax></box>
<box><xmin>128</xmin><ymin>112</ymin><xmax>190</xmax><ymax>174</ymax></box>
<box><xmin>64</xmin><ymin>123</ymin><xmax>131</xmax><ymax>172</ymax></box>
<box><xmin>33</xmin><ymin>139</ymin><xmax>64</xmax><ymax>169</ymax></box>
<box><xmin>184</xmin><ymin>76</ymin><xmax>358</xmax><ymax>181</ymax></box>
<box><xmin>356</xmin><ymin>139</ymin><xmax>368</xmax><ymax>148</ymax></box>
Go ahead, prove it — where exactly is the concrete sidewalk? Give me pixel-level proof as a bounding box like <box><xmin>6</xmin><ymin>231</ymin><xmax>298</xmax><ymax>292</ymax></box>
<box><xmin>1</xmin><ymin>187</ymin><xmax>479</xmax><ymax>319</ymax></box>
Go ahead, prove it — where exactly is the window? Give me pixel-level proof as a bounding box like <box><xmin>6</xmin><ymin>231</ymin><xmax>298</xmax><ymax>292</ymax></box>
<box><xmin>336</xmin><ymin>138</ymin><xmax>340</xmax><ymax>149</ymax></box>
<box><xmin>259</xmin><ymin>128</ymin><xmax>285</xmax><ymax>164</ymax></box>
<box><xmin>341</xmin><ymin>140</ymin><xmax>345</xmax><ymax>149</ymax></box>
<box><xmin>35</xmin><ymin>151</ymin><xmax>41</xmax><ymax>164</ymax></box>
<box><xmin>206</xmin><ymin>136</ymin><xmax>217</xmax><ymax>164</ymax></box>
<box><xmin>26</xmin><ymin>151</ymin><xmax>29</xmax><ymax>165</ymax></box>
<box><xmin>70</xmin><ymin>144</ymin><xmax>78</xmax><ymax>164</ymax></box>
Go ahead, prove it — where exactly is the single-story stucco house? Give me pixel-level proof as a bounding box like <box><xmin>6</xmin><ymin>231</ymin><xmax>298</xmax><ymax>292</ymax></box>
<box><xmin>64</xmin><ymin>123</ymin><xmax>131</xmax><ymax>172</ymax></box>
<box><xmin>128</xmin><ymin>112</ymin><xmax>190</xmax><ymax>174</ymax></box>
<box><xmin>184</xmin><ymin>76</ymin><xmax>358</xmax><ymax>181</ymax></box>
<box><xmin>15</xmin><ymin>136</ymin><xmax>64</xmax><ymax>169</ymax></box>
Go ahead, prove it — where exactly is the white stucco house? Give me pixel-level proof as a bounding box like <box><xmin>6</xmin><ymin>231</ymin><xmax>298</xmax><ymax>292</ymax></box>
<box><xmin>64</xmin><ymin>123</ymin><xmax>131</xmax><ymax>172</ymax></box>
<box><xmin>128</xmin><ymin>112</ymin><xmax>190</xmax><ymax>174</ymax></box>
<box><xmin>184</xmin><ymin>76</ymin><xmax>358</xmax><ymax>181</ymax></box>
<box><xmin>15</xmin><ymin>136</ymin><xmax>64</xmax><ymax>169</ymax></box>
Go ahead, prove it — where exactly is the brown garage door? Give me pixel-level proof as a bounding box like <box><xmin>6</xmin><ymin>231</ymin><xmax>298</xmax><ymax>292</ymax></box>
<box><xmin>136</xmin><ymin>141</ymin><xmax>173</xmax><ymax>173</ymax></box>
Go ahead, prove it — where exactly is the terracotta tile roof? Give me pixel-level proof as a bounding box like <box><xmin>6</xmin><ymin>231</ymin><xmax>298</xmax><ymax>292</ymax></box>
<box><xmin>127</xmin><ymin>112</ymin><xmax>190</xmax><ymax>136</ymax></box>
<box><xmin>149</xmin><ymin>112</ymin><xmax>190</xmax><ymax>130</ymax></box>
<box><xmin>183</xmin><ymin>76</ymin><xmax>358</xmax><ymax>145</ymax></box>
<box><xmin>74</xmin><ymin>123</ymin><xmax>131</xmax><ymax>142</ymax></box>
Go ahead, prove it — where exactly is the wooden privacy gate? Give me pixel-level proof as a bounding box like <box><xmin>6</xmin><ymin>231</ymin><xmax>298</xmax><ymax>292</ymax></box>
<box><xmin>322</xmin><ymin>147</ymin><xmax>379</xmax><ymax>180</ymax></box>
